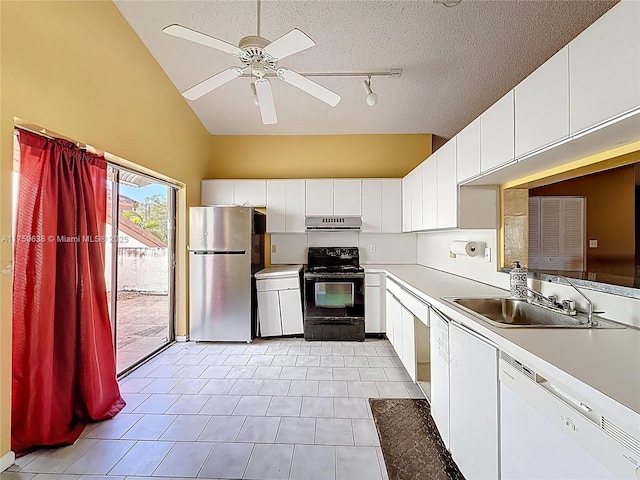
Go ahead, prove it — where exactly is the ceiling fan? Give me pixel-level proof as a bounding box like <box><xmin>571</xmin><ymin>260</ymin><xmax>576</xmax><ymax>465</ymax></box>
<box><xmin>163</xmin><ymin>3</ymin><xmax>341</xmax><ymax>125</ymax></box>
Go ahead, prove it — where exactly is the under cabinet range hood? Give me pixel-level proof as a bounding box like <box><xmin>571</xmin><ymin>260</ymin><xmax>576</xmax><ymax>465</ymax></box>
<box><xmin>305</xmin><ymin>216</ymin><xmax>362</xmax><ymax>231</ymax></box>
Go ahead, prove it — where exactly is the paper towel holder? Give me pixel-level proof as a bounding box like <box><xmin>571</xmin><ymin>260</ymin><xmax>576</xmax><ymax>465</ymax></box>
<box><xmin>449</xmin><ymin>241</ymin><xmax>485</xmax><ymax>258</ymax></box>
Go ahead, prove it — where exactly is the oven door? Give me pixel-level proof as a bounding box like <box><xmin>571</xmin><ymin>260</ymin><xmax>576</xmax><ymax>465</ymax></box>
<box><xmin>303</xmin><ymin>274</ymin><xmax>364</xmax><ymax>319</ymax></box>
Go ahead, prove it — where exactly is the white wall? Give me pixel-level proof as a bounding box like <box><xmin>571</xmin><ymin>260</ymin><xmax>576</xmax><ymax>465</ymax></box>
<box><xmin>270</xmin><ymin>233</ymin><xmax>417</xmax><ymax>265</ymax></box>
<box><xmin>417</xmin><ymin>230</ymin><xmax>640</xmax><ymax>329</ymax></box>
<box><xmin>105</xmin><ymin>247</ymin><xmax>169</xmax><ymax>294</ymax></box>
<box><xmin>417</xmin><ymin>229</ymin><xmax>508</xmax><ymax>289</ymax></box>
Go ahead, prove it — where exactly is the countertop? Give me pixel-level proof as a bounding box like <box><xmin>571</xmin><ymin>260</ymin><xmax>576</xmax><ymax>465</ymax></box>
<box><xmin>364</xmin><ymin>264</ymin><xmax>640</xmax><ymax>426</ymax></box>
<box><xmin>255</xmin><ymin>265</ymin><xmax>303</xmax><ymax>279</ymax></box>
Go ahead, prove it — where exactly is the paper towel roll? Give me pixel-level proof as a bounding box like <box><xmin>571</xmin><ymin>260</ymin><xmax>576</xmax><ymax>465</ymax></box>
<box><xmin>450</xmin><ymin>241</ymin><xmax>481</xmax><ymax>257</ymax></box>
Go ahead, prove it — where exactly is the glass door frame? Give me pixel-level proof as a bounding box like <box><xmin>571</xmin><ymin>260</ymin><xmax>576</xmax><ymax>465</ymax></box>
<box><xmin>106</xmin><ymin>163</ymin><xmax>177</xmax><ymax>377</ymax></box>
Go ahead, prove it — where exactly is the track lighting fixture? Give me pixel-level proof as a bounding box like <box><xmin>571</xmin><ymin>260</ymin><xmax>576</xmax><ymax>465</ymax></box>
<box><xmin>362</xmin><ymin>77</ymin><xmax>378</xmax><ymax>107</ymax></box>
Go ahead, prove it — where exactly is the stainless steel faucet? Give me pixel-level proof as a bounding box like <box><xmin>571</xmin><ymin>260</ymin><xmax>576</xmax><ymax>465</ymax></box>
<box><xmin>552</xmin><ymin>275</ymin><xmax>602</xmax><ymax>326</ymax></box>
<box><xmin>524</xmin><ymin>287</ymin><xmax>560</xmax><ymax>308</ymax></box>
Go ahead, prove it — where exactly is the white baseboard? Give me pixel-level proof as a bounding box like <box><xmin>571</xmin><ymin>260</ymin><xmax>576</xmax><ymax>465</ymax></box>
<box><xmin>0</xmin><ymin>450</ymin><xmax>15</xmax><ymax>472</ymax></box>
<box><xmin>176</xmin><ymin>335</ymin><xmax>189</xmax><ymax>342</ymax></box>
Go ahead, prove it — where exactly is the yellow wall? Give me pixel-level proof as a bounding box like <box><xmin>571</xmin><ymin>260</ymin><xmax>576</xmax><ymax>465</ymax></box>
<box><xmin>0</xmin><ymin>1</ymin><xmax>210</xmax><ymax>459</ymax></box>
<box><xmin>208</xmin><ymin>134</ymin><xmax>432</xmax><ymax>178</ymax></box>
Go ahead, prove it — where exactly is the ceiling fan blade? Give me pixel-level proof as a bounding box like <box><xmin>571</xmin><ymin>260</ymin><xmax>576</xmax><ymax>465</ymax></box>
<box><xmin>163</xmin><ymin>24</ymin><xmax>245</xmax><ymax>57</ymax></box>
<box><xmin>254</xmin><ymin>79</ymin><xmax>278</xmax><ymax>125</ymax></box>
<box><xmin>277</xmin><ymin>68</ymin><xmax>341</xmax><ymax>107</ymax></box>
<box><xmin>182</xmin><ymin>67</ymin><xmax>243</xmax><ymax>100</ymax></box>
<box><xmin>263</xmin><ymin>29</ymin><xmax>315</xmax><ymax>60</ymax></box>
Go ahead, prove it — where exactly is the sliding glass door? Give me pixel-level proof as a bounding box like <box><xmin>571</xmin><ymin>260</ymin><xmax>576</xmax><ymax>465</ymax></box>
<box><xmin>105</xmin><ymin>166</ymin><xmax>176</xmax><ymax>374</ymax></box>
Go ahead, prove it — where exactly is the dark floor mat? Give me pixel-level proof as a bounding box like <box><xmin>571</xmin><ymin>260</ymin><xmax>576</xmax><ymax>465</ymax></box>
<box><xmin>369</xmin><ymin>398</ymin><xmax>465</xmax><ymax>480</ymax></box>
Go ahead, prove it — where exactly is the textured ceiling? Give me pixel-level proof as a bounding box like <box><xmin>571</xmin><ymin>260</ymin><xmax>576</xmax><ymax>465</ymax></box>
<box><xmin>115</xmin><ymin>0</ymin><xmax>617</xmax><ymax>137</ymax></box>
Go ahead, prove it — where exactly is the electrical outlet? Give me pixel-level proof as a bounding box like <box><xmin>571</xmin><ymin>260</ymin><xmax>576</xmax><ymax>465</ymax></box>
<box><xmin>484</xmin><ymin>247</ymin><xmax>491</xmax><ymax>262</ymax></box>
<box><xmin>589</xmin><ymin>240</ymin><xmax>598</xmax><ymax>248</ymax></box>
<box><xmin>271</xmin><ymin>244</ymin><xmax>277</xmax><ymax>253</ymax></box>
<box><xmin>369</xmin><ymin>244</ymin><xmax>376</xmax><ymax>252</ymax></box>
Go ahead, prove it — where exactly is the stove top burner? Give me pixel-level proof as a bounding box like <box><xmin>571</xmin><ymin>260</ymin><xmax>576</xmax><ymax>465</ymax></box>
<box><xmin>306</xmin><ymin>246</ymin><xmax>361</xmax><ymax>273</ymax></box>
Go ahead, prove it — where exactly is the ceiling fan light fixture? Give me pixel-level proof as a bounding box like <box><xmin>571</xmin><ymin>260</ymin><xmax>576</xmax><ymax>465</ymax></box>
<box><xmin>163</xmin><ymin>0</ymin><xmax>337</xmax><ymax>124</ymax></box>
<box><xmin>362</xmin><ymin>78</ymin><xmax>378</xmax><ymax>107</ymax></box>
<box><xmin>251</xmin><ymin>60</ymin><xmax>266</xmax><ymax>78</ymax></box>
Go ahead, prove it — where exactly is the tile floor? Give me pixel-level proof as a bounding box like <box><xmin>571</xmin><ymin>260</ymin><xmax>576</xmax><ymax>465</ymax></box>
<box><xmin>4</xmin><ymin>337</ymin><xmax>424</xmax><ymax>480</ymax></box>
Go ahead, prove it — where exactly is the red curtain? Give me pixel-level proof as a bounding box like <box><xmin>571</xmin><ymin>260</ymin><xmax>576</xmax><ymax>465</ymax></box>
<box><xmin>11</xmin><ymin>129</ymin><xmax>125</xmax><ymax>455</ymax></box>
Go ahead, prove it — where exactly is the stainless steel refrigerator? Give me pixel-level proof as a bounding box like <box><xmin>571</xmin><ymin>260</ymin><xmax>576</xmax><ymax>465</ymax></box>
<box><xmin>189</xmin><ymin>206</ymin><xmax>264</xmax><ymax>342</ymax></box>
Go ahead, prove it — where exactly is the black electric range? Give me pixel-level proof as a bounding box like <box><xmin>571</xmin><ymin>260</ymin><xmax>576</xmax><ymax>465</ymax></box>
<box><xmin>303</xmin><ymin>247</ymin><xmax>365</xmax><ymax>341</ymax></box>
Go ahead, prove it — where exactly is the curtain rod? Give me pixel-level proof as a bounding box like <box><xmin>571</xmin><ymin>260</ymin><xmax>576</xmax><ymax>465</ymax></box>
<box><xmin>14</xmin><ymin>126</ymin><xmax>178</xmax><ymax>189</ymax></box>
<box><xmin>14</xmin><ymin>125</ymin><xmax>89</xmax><ymax>150</ymax></box>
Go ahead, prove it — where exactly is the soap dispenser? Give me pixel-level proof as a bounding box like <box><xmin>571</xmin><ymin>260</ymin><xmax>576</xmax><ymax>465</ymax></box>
<box><xmin>510</xmin><ymin>261</ymin><xmax>527</xmax><ymax>299</ymax></box>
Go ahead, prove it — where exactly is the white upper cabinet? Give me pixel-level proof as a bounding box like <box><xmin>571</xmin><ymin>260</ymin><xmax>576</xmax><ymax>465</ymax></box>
<box><xmin>266</xmin><ymin>180</ymin><xmax>305</xmax><ymax>233</ymax></box>
<box><xmin>201</xmin><ymin>179</ymin><xmax>266</xmax><ymax>206</ymax></box>
<box><xmin>361</xmin><ymin>179</ymin><xmax>401</xmax><ymax>233</ymax></box>
<box><xmin>305</xmin><ymin>179</ymin><xmax>361</xmax><ymax>216</ymax></box>
<box><xmin>410</xmin><ymin>164</ymin><xmax>424</xmax><ymax>231</ymax></box>
<box><xmin>201</xmin><ymin>179</ymin><xmax>234</xmax><ymax>205</ymax></box>
<box><xmin>266</xmin><ymin>180</ymin><xmax>286</xmax><ymax>232</ymax></box>
<box><xmin>402</xmin><ymin>175</ymin><xmax>412</xmax><ymax>233</ymax></box>
<box><xmin>305</xmin><ymin>179</ymin><xmax>333</xmax><ymax>216</ymax></box>
<box><xmin>436</xmin><ymin>141</ymin><xmax>457</xmax><ymax>229</ymax></box>
<box><xmin>381</xmin><ymin>179</ymin><xmax>402</xmax><ymax>233</ymax></box>
<box><xmin>285</xmin><ymin>180</ymin><xmax>306</xmax><ymax>232</ymax></box>
<box><xmin>515</xmin><ymin>46</ymin><xmax>570</xmax><ymax>158</ymax></box>
<box><xmin>233</xmin><ymin>180</ymin><xmax>266</xmax><ymax>206</ymax></box>
<box><xmin>361</xmin><ymin>179</ymin><xmax>381</xmax><ymax>233</ymax></box>
<box><xmin>334</xmin><ymin>179</ymin><xmax>362</xmax><ymax>216</ymax></box>
<box><xmin>422</xmin><ymin>156</ymin><xmax>438</xmax><ymax>230</ymax></box>
<box><xmin>480</xmin><ymin>90</ymin><xmax>515</xmax><ymax>173</ymax></box>
<box><xmin>569</xmin><ymin>0</ymin><xmax>640</xmax><ymax>135</ymax></box>
<box><xmin>456</xmin><ymin>117</ymin><xmax>481</xmax><ymax>184</ymax></box>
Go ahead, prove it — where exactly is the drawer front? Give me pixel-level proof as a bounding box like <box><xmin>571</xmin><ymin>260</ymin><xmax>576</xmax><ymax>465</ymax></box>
<box><xmin>256</xmin><ymin>276</ymin><xmax>300</xmax><ymax>292</ymax></box>
<box><xmin>386</xmin><ymin>280</ymin><xmax>429</xmax><ymax>324</ymax></box>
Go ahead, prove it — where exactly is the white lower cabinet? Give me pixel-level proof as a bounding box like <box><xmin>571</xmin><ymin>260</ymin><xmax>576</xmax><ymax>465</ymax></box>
<box><xmin>385</xmin><ymin>290</ymin><xmax>401</xmax><ymax>354</ymax></box>
<box><xmin>257</xmin><ymin>290</ymin><xmax>284</xmax><ymax>337</ymax></box>
<box><xmin>278</xmin><ymin>289</ymin><xmax>304</xmax><ymax>335</ymax></box>
<box><xmin>365</xmin><ymin>273</ymin><xmax>384</xmax><ymax>333</ymax></box>
<box><xmin>449</xmin><ymin>322</ymin><xmax>499</xmax><ymax>480</ymax></box>
<box><xmin>256</xmin><ymin>274</ymin><xmax>303</xmax><ymax>336</ymax></box>
<box><xmin>385</xmin><ymin>279</ymin><xmax>430</xmax><ymax>384</ymax></box>
<box><xmin>429</xmin><ymin>307</ymin><xmax>450</xmax><ymax>449</ymax></box>
<box><xmin>401</xmin><ymin>305</ymin><xmax>416</xmax><ymax>382</ymax></box>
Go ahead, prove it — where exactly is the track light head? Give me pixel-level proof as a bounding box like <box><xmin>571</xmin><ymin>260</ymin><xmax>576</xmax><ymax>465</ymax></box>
<box><xmin>362</xmin><ymin>78</ymin><xmax>378</xmax><ymax>107</ymax></box>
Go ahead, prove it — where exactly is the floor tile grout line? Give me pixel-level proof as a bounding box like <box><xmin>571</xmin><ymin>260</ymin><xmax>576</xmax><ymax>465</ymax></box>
<box><xmin>241</xmin><ymin>443</ymin><xmax>257</xmax><ymax>480</ymax></box>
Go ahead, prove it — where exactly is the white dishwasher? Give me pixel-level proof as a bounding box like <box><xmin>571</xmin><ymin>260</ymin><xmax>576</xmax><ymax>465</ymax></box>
<box><xmin>500</xmin><ymin>352</ymin><xmax>640</xmax><ymax>480</ymax></box>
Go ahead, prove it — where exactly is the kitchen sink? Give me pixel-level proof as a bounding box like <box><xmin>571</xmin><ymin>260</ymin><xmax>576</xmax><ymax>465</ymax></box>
<box><xmin>443</xmin><ymin>297</ymin><xmax>625</xmax><ymax>329</ymax></box>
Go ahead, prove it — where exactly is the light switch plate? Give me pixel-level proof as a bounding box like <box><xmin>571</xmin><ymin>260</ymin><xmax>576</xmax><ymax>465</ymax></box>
<box><xmin>589</xmin><ymin>240</ymin><xmax>598</xmax><ymax>248</ymax></box>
